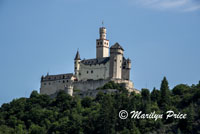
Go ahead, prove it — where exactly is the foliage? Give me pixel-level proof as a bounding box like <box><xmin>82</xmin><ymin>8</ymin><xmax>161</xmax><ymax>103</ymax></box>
<box><xmin>0</xmin><ymin>77</ymin><xmax>200</xmax><ymax>134</ymax></box>
<box><xmin>96</xmin><ymin>81</ymin><xmax>123</xmax><ymax>91</ymax></box>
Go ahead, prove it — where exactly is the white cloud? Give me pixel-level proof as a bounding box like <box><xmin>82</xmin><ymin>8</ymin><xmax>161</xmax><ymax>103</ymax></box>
<box><xmin>134</xmin><ymin>0</ymin><xmax>200</xmax><ymax>12</ymax></box>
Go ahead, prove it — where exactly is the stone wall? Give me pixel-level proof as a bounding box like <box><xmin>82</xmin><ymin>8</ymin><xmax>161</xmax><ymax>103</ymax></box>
<box><xmin>73</xmin><ymin>79</ymin><xmax>110</xmax><ymax>92</ymax></box>
<box><xmin>78</xmin><ymin>62</ymin><xmax>110</xmax><ymax>81</ymax></box>
<box><xmin>40</xmin><ymin>79</ymin><xmax>74</xmax><ymax>95</ymax></box>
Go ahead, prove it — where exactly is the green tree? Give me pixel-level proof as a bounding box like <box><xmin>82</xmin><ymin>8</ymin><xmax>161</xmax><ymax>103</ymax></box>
<box><xmin>151</xmin><ymin>87</ymin><xmax>161</xmax><ymax>103</ymax></box>
<box><xmin>81</xmin><ymin>97</ymin><xmax>93</xmax><ymax>108</ymax></box>
<box><xmin>160</xmin><ymin>77</ymin><xmax>170</xmax><ymax>110</ymax></box>
<box><xmin>29</xmin><ymin>124</ymin><xmax>46</xmax><ymax>134</ymax></box>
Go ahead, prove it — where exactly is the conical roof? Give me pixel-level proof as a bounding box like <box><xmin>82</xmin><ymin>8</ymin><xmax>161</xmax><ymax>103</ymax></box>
<box><xmin>110</xmin><ymin>42</ymin><xmax>124</xmax><ymax>51</ymax></box>
<box><xmin>74</xmin><ymin>51</ymin><xmax>81</xmax><ymax>60</ymax></box>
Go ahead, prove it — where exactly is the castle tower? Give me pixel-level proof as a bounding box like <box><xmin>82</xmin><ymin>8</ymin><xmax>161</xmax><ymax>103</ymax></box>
<box><xmin>109</xmin><ymin>43</ymin><xmax>124</xmax><ymax>79</ymax></box>
<box><xmin>125</xmin><ymin>58</ymin><xmax>131</xmax><ymax>80</ymax></box>
<box><xmin>65</xmin><ymin>84</ymin><xmax>73</xmax><ymax>96</ymax></box>
<box><xmin>96</xmin><ymin>27</ymin><xmax>109</xmax><ymax>58</ymax></box>
<box><xmin>126</xmin><ymin>58</ymin><xmax>131</xmax><ymax>69</ymax></box>
<box><xmin>74</xmin><ymin>50</ymin><xmax>81</xmax><ymax>79</ymax></box>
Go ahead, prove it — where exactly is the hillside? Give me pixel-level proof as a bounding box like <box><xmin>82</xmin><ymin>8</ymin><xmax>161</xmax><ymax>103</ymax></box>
<box><xmin>0</xmin><ymin>77</ymin><xmax>200</xmax><ymax>134</ymax></box>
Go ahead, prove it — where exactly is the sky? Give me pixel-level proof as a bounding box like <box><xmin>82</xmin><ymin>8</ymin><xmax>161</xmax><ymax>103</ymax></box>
<box><xmin>0</xmin><ymin>0</ymin><xmax>200</xmax><ymax>105</ymax></box>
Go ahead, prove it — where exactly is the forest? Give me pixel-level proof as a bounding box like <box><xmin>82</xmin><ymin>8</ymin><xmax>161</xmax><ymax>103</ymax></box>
<box><xmin>0</xmin><ymin>77</ymin><xmax>200</xmax><ymax>134</ymax></box>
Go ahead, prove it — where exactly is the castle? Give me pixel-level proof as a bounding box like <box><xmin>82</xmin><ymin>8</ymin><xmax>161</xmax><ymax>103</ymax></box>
<box><xmin>40</xmin><ymin>26</ymin><xmax>139</xmax><ymax>97</ymax></box>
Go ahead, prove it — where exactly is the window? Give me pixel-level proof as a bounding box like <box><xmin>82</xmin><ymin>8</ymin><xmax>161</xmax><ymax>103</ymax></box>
<box><xmin>75</xmin><ymin>67</ymin><xmax>77</xmax><ymax>69</ymax></box>
<box><xmin>63</xmin><ymin>80</ymin><xmax>65</xmax><ymax>83</ymax></box>
<box><xmin>49</xmin><ymin>83</ymin><xmax>51</xmax><ymax>85</ymax></box>
<box><xmin>87</xmin><ymin>71</ymin><xmax>89</xmax><ymax>74</ymax></box>
<box><xmin>44</xmin><ymin>83</ymin><xmax>46</xmax><ymax>85</ymax></box>
<box><xmin>91</xmin><ymin>70</ymin><xmax>93</xmax><ymax>73</ymax></box>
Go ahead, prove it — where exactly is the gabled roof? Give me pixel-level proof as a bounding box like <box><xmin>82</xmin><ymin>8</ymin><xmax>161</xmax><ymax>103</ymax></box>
<box><xmin>81</xmin><ymin>57</ymin><xmax>110</xmax><ymax>65</ymax></box>
<box><xmin>42</xmin><ymin>73</ymin><xmax>74</xmax><ymax>82</ymax></box>
<box><xmin>110</xmin><ymin>42</ymin><xmax>124</xmax><ymax>51</ymax></box>
<box><xmin>74</xmin><ymin>51</ymin><xmax>81</xmax><ymax>60</ymax></box>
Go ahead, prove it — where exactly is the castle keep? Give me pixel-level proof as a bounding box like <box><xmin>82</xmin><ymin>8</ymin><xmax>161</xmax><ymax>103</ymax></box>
<box><xmin>40</xmin><ymin>26</ymin><xmax>138</xmax><ymax>96</ymax></box>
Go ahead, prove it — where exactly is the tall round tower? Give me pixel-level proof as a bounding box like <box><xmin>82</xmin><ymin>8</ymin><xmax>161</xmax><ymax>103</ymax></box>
<box><xmin>100</xmin><ymin>27</ymin><xmax>106</xmax><ymax>39</ymax></box>
<box><xmin>96</xmin><ymin>27</ymin><xmax>109</xmax><ymax>58</ymax></box>
<box><xmin>109</xmin><ymin>42</ymin><xmax>124</xmax><ymax>79</ymax></box>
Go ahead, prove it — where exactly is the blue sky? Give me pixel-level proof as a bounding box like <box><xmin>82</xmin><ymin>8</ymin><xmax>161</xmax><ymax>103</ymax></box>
<box><xmin>0</xmin><ymin>0</ymin><xmax>200</xmax><ymax>105</ymax></box>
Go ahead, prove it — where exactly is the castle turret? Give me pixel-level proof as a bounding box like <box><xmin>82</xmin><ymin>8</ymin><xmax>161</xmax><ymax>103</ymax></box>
<box><xmin>74</xmin><ymin>50</ymin><xmax>81</xmax><ymax>79</ymax></box>
<box><xmin>65</xmin><ymin>84</ymin><xmax>73</xmax><ymax>96</ymax></box>
<box><xmin>126</xmin><ymin>58</ymin><xmax>131</xmax><ymax>69</ymax></box>
<box><xmin>96</xmin><ymin>27</ymin><xmax>109</xmax><ymax>58</ymax></box>
<box><xmin>109</xmin><ymin>42</ymin><xmax>124</xmax><ymax>79</ymax></box>
<box><xmin>122</xmin><ymin>58</ymin><xmax>131</xmax><ymax>80</ymax></box>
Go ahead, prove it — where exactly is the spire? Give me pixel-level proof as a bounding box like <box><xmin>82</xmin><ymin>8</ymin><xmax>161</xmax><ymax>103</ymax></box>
<box><xmin>74</xmin><ymin>50</ymin><xmax>81</xmax><ymax>60</ymax></box>
<box><xmin>110</xmin><ymin>42</ymin><xmax>124</xmax><ymax>51</ymax></box>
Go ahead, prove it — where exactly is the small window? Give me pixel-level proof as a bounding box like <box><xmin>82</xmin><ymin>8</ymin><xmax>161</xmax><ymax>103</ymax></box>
<box><xmin>91</xmin><ymin>70</ymin><xmax>93</xmax><ymax>73</ymax></box>
<box><xmin>75</xmin><ymin>67</ymin><xmax>77</xmax><ymax>69</ymax></box>
<box><xmin>44</xmin><ymin>83</ymin><xmax>46</xmax><ymax>85</ymax></box>
<box><xmin>87</xmin><ymin>71</ymin><xmax>89</xmax><ymax>74</ymax></box>
<box><xmin>49</xmin><ymin>83</ymin><xmax>51</xmax><ymax>85</ymax></box>
<box><xmin>114</xmin><ymin>59</ymin><xmax>117</xmax><ymax>62</ymax></box>
<box><xmin>63</xmin><ymin>80</ymin><xmax>65</xmax><ymax>83</ymax></box>
<box><xmin>67</xmin><ymin>80</ymin><xmax>69</xmax><ymax>82</ymax></box>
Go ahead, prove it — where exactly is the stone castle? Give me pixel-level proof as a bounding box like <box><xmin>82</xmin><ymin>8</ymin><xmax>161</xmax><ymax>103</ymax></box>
<box><xmin>40</xmin><ymin>26</ymin><xmax>139</xmax><ymax>97</ymax></box>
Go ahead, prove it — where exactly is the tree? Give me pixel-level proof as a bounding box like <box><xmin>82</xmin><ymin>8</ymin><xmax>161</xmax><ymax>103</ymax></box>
<box><xmin>172</xmin><ymin>84</ymin><xmax>190</xmax><ymax>96</ymax></box>
<box><xmin>141</xmin><ymin>88</ymin><xmax>151</xmax><ymax>113</ymax></box>
<box><xmin>29</xmin><ymin>124</ymin><xmax>46</xmax><ymax>134</ymax></box>
<box><xmin>151</xmin><ymin>87</ymin><xmax>161</xmax><ymax>103</ymax></box>
<box><xmin>30</xmin><ymin>90</ymin><xmax>39</xmax><ymax>98</ymax></box>
<box><xmin>160</xmin><ymin>77</ymin><xmax>170</xmax><ymax>110</ymax></box>
<box><xmin>81</xmin><ymin>97</ymin><xmax>93</xmax><ymax>108</ymax></box>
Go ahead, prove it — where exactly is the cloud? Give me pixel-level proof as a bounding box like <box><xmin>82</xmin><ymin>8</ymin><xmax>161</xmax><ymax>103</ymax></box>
<box><xmin>134</xmin><ymin>0</ymin><xmax>200</xmax><ymax>12</ymax></box>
